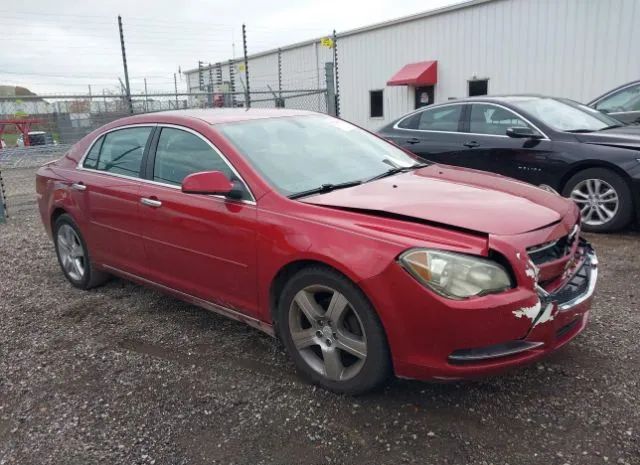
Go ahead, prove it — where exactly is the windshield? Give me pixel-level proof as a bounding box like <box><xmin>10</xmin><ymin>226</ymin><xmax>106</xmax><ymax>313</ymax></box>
<box><xmin>509</xmin><ymin>97</ymin><xmax>621</xmax><ymax>132</ymax></box>
<box><xmin>218</xmin><ymin>115</ymin><xmax>419</xmax><ymax>196</ymax></box>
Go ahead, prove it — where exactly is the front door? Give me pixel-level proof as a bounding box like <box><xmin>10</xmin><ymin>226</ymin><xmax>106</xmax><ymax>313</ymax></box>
<box><xmin>79</xmin><ymin>126</ymin><xmax>154</xmax><ymax>275</ymax></box>
<box><xmin>457</xmin><ymin>103</ymin><xmax>555</xmax><ymax>185</ymax></box>
<box><xmin>138</xmin><ymin>126</ymin><xmax>259</xmax><ymax>316</ymax></box>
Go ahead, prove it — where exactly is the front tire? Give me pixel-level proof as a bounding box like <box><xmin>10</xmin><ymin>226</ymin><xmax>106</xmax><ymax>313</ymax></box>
<box><xmin>562</xmin><ymin>168</ymin><xmax>634</xmax><ymax>233</ymax></box>
<box><xmin>277</xmin><ymin>266</ymin><xmax>391</xmax><ymax>394</ymax></box>
<box><xmin>53</xmin><ymin>214</ymin><xmax>109</xmax><ymax>289</ymax></box>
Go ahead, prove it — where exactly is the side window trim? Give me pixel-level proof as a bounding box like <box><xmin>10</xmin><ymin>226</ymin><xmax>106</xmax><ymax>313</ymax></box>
<box><xmin>142</xmin><ymin>126</ymin><xmax>161</xmax><ymax>180</ymax></box>
<box><xmin>149</xmin><ymin>124</ymin><xmax>256</xmax><ymax>202</ymax></box>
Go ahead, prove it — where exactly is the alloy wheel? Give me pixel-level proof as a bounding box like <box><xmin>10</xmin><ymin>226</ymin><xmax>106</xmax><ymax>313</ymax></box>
<box><xmin>288</xmin><ymin>285</ymin><xmax>367</xmax><ymax>382</ymax></box>
<box><xmin>57</xmin><ymin>224</ymin><xmax>86</xmax><ymax>281</ymax></box>
<box><xmin>570</xmin><ymin>178</ymin><xmax>619</xmax><ymax>227</ymax></box>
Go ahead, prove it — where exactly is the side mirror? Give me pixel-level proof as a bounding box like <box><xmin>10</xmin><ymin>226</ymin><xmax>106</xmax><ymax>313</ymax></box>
<box><xmin>182</xmin><ymin>171</ymin><xmax>234</xmax><ymax>196</ymax></box>
<box><xmin>506</xmin><ymin>126</ymin><xmax>542</xmax><ymax>139</ymax></box>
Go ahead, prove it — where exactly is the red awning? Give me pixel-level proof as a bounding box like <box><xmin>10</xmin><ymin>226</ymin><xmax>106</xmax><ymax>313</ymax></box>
<box><xmin>387</xmin><ymin>60</ymin><xmax>438</xmax><ymax>86</ymax></box>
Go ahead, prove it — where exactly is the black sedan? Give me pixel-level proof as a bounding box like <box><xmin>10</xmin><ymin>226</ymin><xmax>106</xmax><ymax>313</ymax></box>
<box><xmin>378</xmin><ymin>95</ymin><xmax>640</xmax><ymax>232</ymax></box>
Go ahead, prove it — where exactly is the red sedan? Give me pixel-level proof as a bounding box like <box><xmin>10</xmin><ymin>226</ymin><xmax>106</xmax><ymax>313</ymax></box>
<box><xmin>36</xmin><ymin>109</ymin><xmax>598</xmax><ymax>394</ymax></box>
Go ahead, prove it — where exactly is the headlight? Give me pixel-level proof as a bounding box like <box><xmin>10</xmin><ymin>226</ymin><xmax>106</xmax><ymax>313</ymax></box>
<box><xmin>398</xmin><ymin>249</ymin><xmax>513</xmax><ymax>299</ymax></box>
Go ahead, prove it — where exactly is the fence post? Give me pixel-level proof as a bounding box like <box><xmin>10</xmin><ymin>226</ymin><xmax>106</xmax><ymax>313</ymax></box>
<box><xmin>242</xmin><ymin>24</ymin><xmax>250</xmax><ymax>108</ymax></box>
<box><xmin>117</xmin><ymin>15</ymin><xmax>133</xmax><ymax>115</ymax></box>
<box><xmin>333</xmin><ymin>29</ymin><xmax>340</xmax><ymax>118</ymax></box>
<box><xmin>0</xmin><ymin>168</ymin><xmax>7</xmax><ymax>222</ymax></box>
<box><xmin>228</xmin><ymin>59</ymin><xmax>237</xmax><ymax>107</ymax></box>
<box><xmin>277</xmin><ymin>48</ymin><xmax>282</xmax><ymax>98</ymax></box>
<box><xmin>174</xmin><ymin>73</ymin><xmax>179</xmax><ymax>109</ymax></box>
<box><xmin>325</xmin><ymin>63</ymin><xmax>337</xmax><ymax>116</ymax></box>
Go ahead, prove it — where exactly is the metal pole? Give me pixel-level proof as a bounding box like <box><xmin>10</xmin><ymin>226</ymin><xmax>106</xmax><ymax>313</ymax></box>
<box><xmin>102</xmin><ymin>89</ymin><xmax>107</xmax><ymax>113</ymax></box>
<box><xmin>228</xmin><ymin>59</ymin><xmax>237</xmax><ymax>107</ymax></box>
<box><xmin>118</xmin><ymin>15</ymin><xmax>133</xmax><ymax>114</ymax></box>
<box><xmin>174</xmin><ymin>73</ymin><xmax>179</xmax><ymax>109</ymax></box>
<box><xmin>0</xmin><ymin>168</ymin><xmax>7</xmax><ymax>222</ymax></box>
<box><xmin>242</xmin><ymin>24</ymin><xmax>250</xmax><ymax>108</ymax></box>
<box><xmin>333</xmin><ymin>29</ymin><xmax>340</xmax><ymax>118</ymax></box>
<box><xmin>144</xmin><ymin>78</ymin><xmax>148</xmax><ymax>112</ymax></box>
<box><xmin>277</xmin><ymin>48</ymin><xmax>282</xmax><ymax>98</ymax></box>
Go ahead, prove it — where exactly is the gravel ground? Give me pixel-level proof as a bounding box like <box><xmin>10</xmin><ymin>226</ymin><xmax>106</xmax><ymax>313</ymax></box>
<box><xmin>1</xmin><ymin>166</ymin><xmax>638</xmax><ymax>465</ymax></box>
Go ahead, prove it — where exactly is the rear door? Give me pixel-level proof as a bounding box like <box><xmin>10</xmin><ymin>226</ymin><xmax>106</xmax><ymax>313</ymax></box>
<box><xmin>138</xmin><ymin>125</ymin><xmax>260</xmax><ymax>316</ymax></box>
<box><xmin>78</xmin><ymin>125</ymin><xmax>155</xmax><ymax>275</ymax></box>
<box><xmin>457</xmin><ymin>103</ymin><xmax>555</xmax><ymax>184</ymax></box>
<box><xmin>386</xmin><ymin>104</ymin><xmax>468</xmax><ymax>164</ymax></box>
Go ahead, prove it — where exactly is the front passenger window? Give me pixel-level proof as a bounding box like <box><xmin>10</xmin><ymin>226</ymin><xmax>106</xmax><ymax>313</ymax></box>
<box><xmin>153</xmin><ymin>127</ymin><xmax>235</xmax><ymax>186</ymax></box>
<box><xmin>469</xmin><ymin>104</ymin><xmax>532</xmax><ymax>136</ymax></box>
<box><xmin>596</xmin><ymin>84</ymin><xmax>640</xmax><ymax>113</ymax></box>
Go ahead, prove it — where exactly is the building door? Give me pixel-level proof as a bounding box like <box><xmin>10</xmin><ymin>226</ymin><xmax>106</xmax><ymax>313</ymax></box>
<box><xmin>414</xmin><ymin>86</ymin><xmax>434</xmax><ymax>109</ymax></box>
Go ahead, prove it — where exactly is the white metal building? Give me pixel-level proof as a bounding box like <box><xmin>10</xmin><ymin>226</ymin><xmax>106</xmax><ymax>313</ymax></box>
<box><xmin>186</xmin><ymin>0</ymin><xmax>640</xmax><ymax>130</ymax></box>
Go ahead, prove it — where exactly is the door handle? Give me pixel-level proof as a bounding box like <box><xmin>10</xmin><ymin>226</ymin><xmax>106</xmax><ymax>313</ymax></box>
<box><xmin>463</xmin><ymin>141</ymin><xmax>480</xmax><ymax>148</ymax></box>
<box><xmin>71</xmin><ymin>182</ymin><xmax>87</xmax><ymax>191</ymax></box>
<box><xmin>140</xmin><ymin>197</ymin><xmax>162</xmax><ymax>208</ymax></box>
<box><xmin>405</xmin><ymin>137</ymin><xmax>421</xmax><ymax>145</ymax></box>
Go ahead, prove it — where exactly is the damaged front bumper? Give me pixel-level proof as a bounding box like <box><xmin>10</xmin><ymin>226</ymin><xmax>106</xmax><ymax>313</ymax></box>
<box><xmin>448</xmin><ymin>242</ymin><xmax>598</xmax><ymax>366</ymax></box>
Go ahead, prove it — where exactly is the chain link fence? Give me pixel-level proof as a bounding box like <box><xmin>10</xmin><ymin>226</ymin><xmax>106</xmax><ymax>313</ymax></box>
<box><xmin>0</xmin><ymin>88</ymin><xmax>329</xmax><ymax>168</ymax></box>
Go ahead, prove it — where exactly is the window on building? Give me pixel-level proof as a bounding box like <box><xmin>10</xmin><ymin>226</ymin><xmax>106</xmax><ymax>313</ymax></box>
<box><xmin>153</xmin><ymin>127</ymin><xmax>234</xmax><ymax>186</ymax></box>
<box><xmin>468</xmin><ymin>79</ymin><xmax>489</xmax><ymax>97</ymax></box>
<box><xmin>469</xmin><ymin>104</ymin><xmax>534</xmax><ymax>136</ymax></box>
<box><xmin>370</xmin><ymin>90</ymin><xmax>383</xmax><ymax>118</ymax></box>
<box><xmin>90</xmin><ymin>127</ymin><xmax>153</xmax><ymax>177</ymax></box>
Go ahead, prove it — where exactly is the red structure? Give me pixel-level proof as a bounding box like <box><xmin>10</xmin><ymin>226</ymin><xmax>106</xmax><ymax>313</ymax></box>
<box><xmin>0</xmin><ymin>118</ymin><xmax>43</xmax><ymax>147</ymax></box>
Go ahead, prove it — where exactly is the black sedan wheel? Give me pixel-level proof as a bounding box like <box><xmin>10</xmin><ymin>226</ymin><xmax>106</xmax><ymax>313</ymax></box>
<box><xmin>563</xmin><ymin>168</ymin><xmax>634</xmax><ymax>232</ymax></box>
<box><xmin>277</xmin><ymin>266</ymin><xmax>391</xmax><ymax>394</ymax></box>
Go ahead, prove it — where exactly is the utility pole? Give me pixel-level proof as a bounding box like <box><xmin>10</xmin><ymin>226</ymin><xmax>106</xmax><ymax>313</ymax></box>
<box><xmin>174</xmin><ymin>73</ymin><xmax>179</xmax><ymax>109</ymax></box>
<box><xmin>242</xmin><ymin>24</ymin><xmax>250</xmax><ymax>108</ymax></box>
<box><xmin>144</xmin><ymin>78</ymin><xmax>148</xmax><ymax>112</ymax></box>
<box><xmin>118</xmin><ymin>15</ymin><xmax>133</xmax><ymax>114</ymax></box>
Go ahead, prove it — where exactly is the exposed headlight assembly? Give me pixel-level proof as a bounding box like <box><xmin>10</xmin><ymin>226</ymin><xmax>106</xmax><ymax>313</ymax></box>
<box><xmin>399</xmin><ymin>249</ymin><xmax>513</xmax><ymax>299</ymax></box>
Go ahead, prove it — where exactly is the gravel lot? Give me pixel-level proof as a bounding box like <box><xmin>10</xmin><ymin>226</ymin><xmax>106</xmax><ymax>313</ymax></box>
<box><xmin>1</xmin><ymin>166</ymin><xmax>639</xmax><ymax>465</ymax></box>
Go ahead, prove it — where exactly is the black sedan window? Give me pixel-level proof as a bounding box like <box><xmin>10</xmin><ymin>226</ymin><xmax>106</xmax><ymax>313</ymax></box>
<box><xmin>398</xmin><ymin>105</ymin><xmax>463</xmax><ymax>132</ymax></box>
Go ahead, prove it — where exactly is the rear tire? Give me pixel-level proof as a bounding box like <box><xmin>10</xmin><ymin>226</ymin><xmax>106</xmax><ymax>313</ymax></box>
<box><xmin>53</xmin><ymin>214</ymin><xmax>110</xmax><ymax>290</ymax></box>
<box><xmin>562</xmin><ymin>168</ymin><xmax>634</xmax><ymax>233</ymax></box>
<box><xmin>277</xmin><ymin>266</ymin><xmax>392</xmax><ymax>395</ymax></box>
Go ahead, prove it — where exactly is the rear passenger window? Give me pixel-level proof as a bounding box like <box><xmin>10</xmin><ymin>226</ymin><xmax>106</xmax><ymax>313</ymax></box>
<box><xmin>152</xmin><ymin>127</ymin><xmax>234</xmax><ymax>186</ymax></box>
<box><xmin>89</xmin><ymin>127</ymin><xmax>152</xmax><ymax>177</ymax></box>
<box><xmin>398</xmin><ymin>106</ymin><xmax>462</xmax><ymax>132</ymax></box>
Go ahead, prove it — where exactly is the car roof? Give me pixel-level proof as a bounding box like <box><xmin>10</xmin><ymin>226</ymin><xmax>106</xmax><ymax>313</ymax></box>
<box><xmin>112</xmin><ymin>108</ymin><xmax>320</xmax><ymax>127</ymax></box>
<box><xmin>441</xmin><ymin>94</ymin><xmax>553</xmax><ymax>104</ymax></box>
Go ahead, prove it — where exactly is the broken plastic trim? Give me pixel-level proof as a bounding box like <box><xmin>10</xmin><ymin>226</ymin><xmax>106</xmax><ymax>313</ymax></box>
<box><xmin>448</xmin><ymin>340</ymin><xmax>544</xmax><ymax>363</ymax></box>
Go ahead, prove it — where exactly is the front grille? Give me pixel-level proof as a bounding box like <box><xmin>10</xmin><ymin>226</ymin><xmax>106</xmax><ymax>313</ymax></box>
<box><xmin>527</xmin><ymin>235</ymin><xmax>571</xmax><ymax>265</ymax></box>
<box><xmin>527</xmin><ymin>224</ymin><xmax>580</xmax><ymax>266</ymax></box>
<box><xmin>553</xmin><ymin>261</ymin><xmax>590</xmax><ymax>306</ymax></box>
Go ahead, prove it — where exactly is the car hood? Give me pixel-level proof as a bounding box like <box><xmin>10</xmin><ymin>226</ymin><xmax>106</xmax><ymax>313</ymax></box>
<box><xmin>575</xmin><ymin>126</ymin><xmax>640</xmax><ymax>149</ymax></box>
<box><xmin>301</xmin><ymin>165</ymin><xmax>574</xmax><ymax>236</ymax></box>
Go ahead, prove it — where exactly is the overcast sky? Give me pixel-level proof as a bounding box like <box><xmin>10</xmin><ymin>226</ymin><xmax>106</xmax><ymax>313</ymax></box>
<box><xmin>1</xmin><ymin>0</ymin><xmax>462</xmax><ymax>95</ymax></box>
